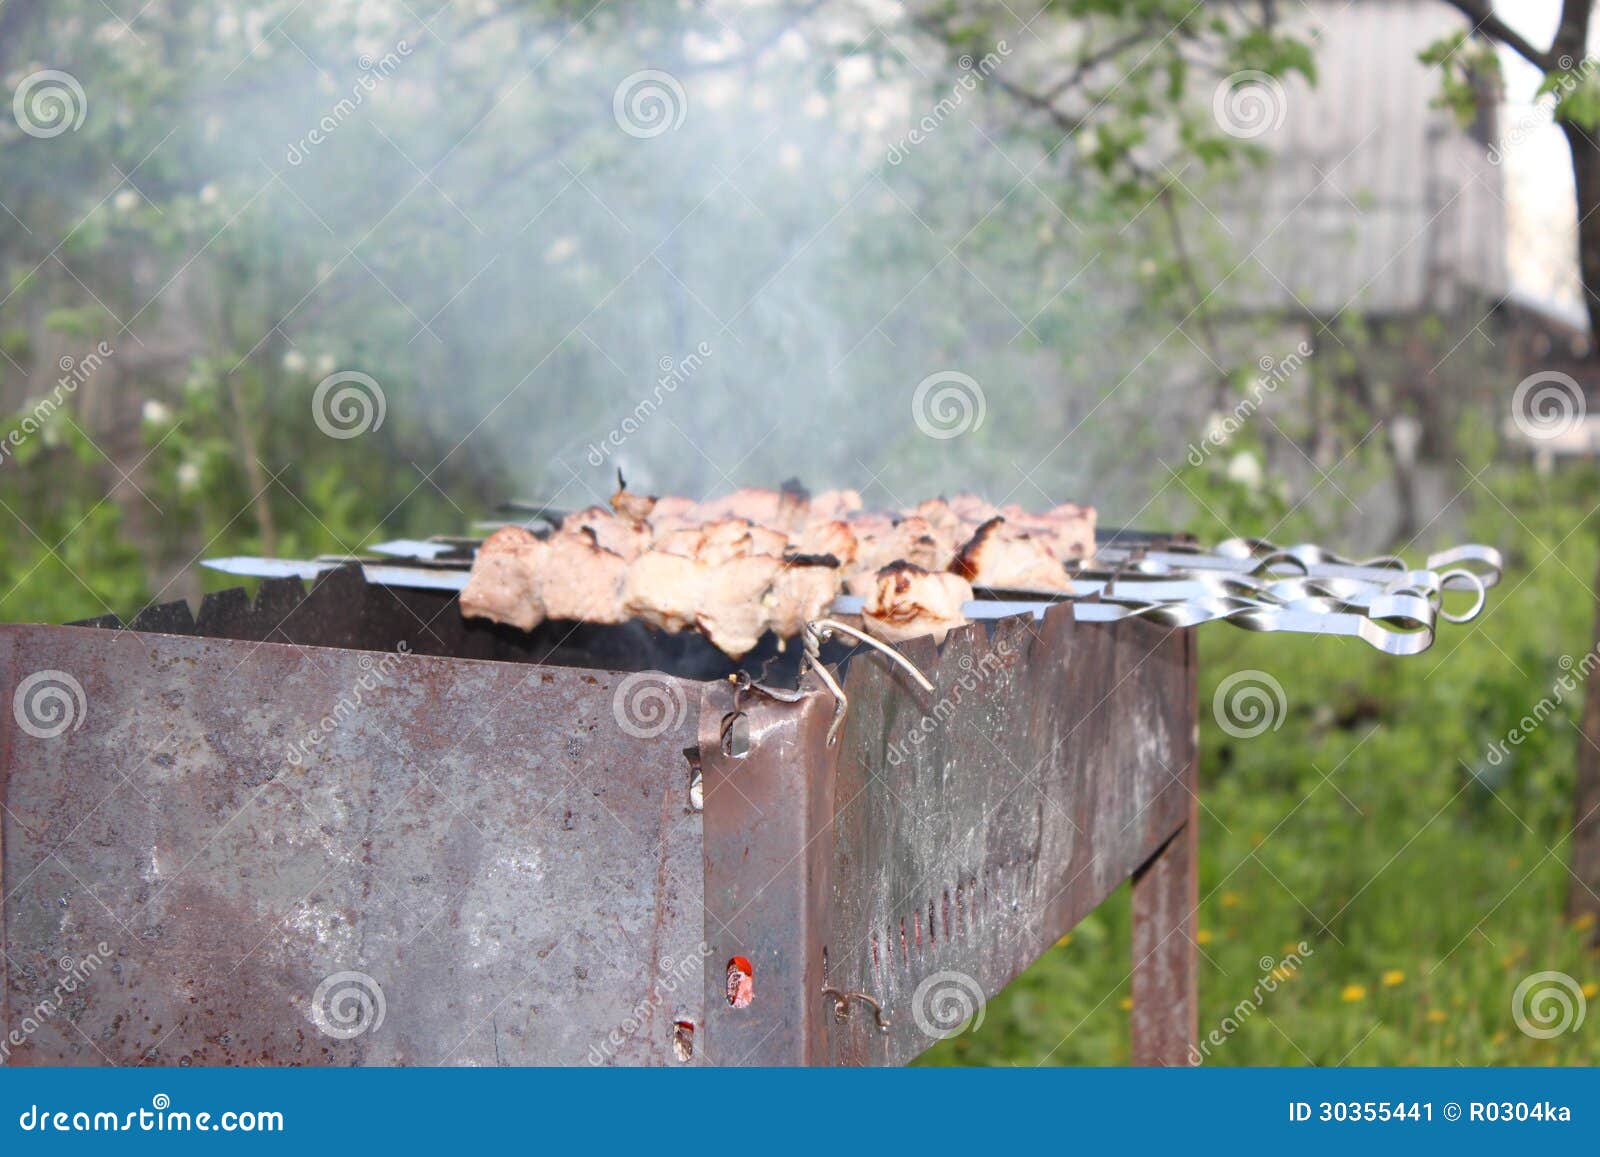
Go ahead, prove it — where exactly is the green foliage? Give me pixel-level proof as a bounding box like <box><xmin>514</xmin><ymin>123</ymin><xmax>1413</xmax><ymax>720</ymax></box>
<box><xmin>1420</xmin><ymin>32</ymin><xmax>1502</xmax><ymax>128</ymax></box>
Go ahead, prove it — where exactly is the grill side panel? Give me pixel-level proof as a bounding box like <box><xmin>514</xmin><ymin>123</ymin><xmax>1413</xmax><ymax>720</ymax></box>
<box><xmin>0</xmin><ymin>624</ymin><xmax>704</xmax><ymax>1066</ymax></box>
<box><xmin>821</xmin><ymin>606</ymin><xmax>1196</xmax><ymax>1065</ymax></box>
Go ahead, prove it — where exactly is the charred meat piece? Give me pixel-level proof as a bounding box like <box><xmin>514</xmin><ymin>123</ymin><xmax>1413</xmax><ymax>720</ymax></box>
<box><xmin>861</xmin><ymin>561</ymin><xmax>973</xmax><ymax>645</ymax></box>
<box><xmin>951</xmin><ymin>517</ymin><xmax>1072</xmax><ymax>592</ymax></box>
<box><xmin>460</xmin><ymin>526</ymin><xmax>546</xmax><ymax>630</ymax></box>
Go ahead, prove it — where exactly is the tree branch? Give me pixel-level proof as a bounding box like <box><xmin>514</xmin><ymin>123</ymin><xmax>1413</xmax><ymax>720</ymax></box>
<box><xmin>1439</xmin><ymin>0</ymin><xmax>1554</xmax><ymax>71</ymax></box>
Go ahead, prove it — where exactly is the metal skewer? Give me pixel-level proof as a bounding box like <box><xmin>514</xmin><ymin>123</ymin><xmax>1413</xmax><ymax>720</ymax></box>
<box><xmin>201</xmin><ymin>552</ymin><xmax>1469</xmax><ymax>655</ymax></box>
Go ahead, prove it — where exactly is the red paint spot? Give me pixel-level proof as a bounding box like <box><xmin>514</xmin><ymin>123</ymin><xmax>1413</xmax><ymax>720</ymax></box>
<box><xmin>726</xmin><ymin>956</ymin><xmax>754</xmax><ymax>1008</ymax></box>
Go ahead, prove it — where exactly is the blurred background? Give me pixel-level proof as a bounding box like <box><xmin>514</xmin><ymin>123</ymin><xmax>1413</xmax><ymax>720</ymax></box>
<box><xmin>3</xmin><ymin>0</ymin><xmax>1599</xmax><ymax>1063</ymax></box>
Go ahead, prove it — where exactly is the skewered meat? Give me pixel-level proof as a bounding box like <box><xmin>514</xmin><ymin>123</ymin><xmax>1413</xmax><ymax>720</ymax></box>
<box><xmin>808</xmin><ymin>488</ymin><xmax>863</xmax><ymax>521</ymax></box>
<box><xmin>623</xmin><ymin>549</ymin><xmax>786</xmax><ymax>657</ymax></box>
<box><xmin>539</xmin><ymin>527</ymin><xmax>630</xmax><ymax>624</ymax></box>
<box><xmin>610</xmin><ymin>478</ymin><xmax>657</xmax><ymax>525</ymax></box>
<box><xmin>695</xmin><ymin>554</ymin><xmax>783</xmax><ymax>657</ymax></box>
<box><xmin>622</xmin><ymin>550</ymin><xmax>703</xmax><ymax>633</ymax></box>
<box><xmin>694</xmin><ymin>485</ymin><xmax>809</xmax><ymax>533</ymax></box>
<box><xmin>645</xmin><ymin>494</ymin><xmax>699</xmax><ymax>533</ymax></box>
<box><xmin>790</xmin><ymin>518</ymin><xmax>858</xmax><ymax>566</ymax></box>
<box><xmin>461</xmin><ymin>486</ymin><xmax>1095</xmax><ymax>655</ymax></box>
<box><xmin>860</xmin><ymin>561</ymin><xmax>973</xmax><ymax>645</ymax></box>
<box><xmin>565</xmin><ymin>505</ymin><xmax>652</xmax><ymax>561</ymax></box>
<box><xmin>951</xmin><ymin>517</ymin><xmax>1073</xmax><ymax>592</ymax></box>
<box><xmin>655</xmin><ymin>518</ymin><xmax>788</xmax><ymax>564</ymax></box>
<box><xmin>767</xmin><ymin>555</ymin><xmax>843</xmax><ymax>638</ymax></box>
<box><xmin>993</xmin><ymin>502</ymin><xmax>1095</xmax><ymax>561</ymax></box>
<box><xmin>460</xmin><ymin>526</ymin><xmax>545</xmax><ymax>630</ymax></box>
<box><xmin>853</xmin><ymin>515</ymin><xmax>955</xmax><ymax>575</ymax></box>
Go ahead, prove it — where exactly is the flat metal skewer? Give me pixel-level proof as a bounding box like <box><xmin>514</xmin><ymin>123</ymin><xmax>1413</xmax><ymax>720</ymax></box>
<box><xmin>201</xmin><ymin>554</ymin><xmax>1454</xmax><ymax>655</ymax></box>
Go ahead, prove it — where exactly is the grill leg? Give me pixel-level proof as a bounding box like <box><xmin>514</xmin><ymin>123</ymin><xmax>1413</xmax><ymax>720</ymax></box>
<box><xmin>1130</xmin><ymin>636</ymin><xmax>1199</xmax><ymax>1066</ymax></box>
<box><xmin>1130</xmin><ymin>815</ymin><xmax>1198</xmax><ymax>1065</ymax></box>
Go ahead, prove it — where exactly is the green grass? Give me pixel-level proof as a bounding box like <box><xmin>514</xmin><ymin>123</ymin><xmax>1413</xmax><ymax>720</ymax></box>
<box><xmin>923</xmin><ymin>467</ymin><xmax>1600</xmax><ymax>1065</ymax></box>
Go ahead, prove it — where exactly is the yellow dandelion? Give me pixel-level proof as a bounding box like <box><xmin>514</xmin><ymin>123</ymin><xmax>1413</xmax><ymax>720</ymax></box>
<box><xmin>1341</xmin><ymin>984</ymin><xmax>1367</xmax><ymax>1003</ymax></box>
<box><xmin>1426</xmin><ymin>1009</ymin><xmax>1447</xmax><ymax>1024</ymax></box>
<box><xmin>1582</xmin><ymin>982</ymin><xmax>1598</xmax><ymax>1000</ymax></box>
<box><xmin>1381</xmin><ymin>969</ymin><xmax>1405</xmax><ymax>988</ymax></box>
<box><xmin>1221</xmin><ymin>891</ymin><xmax>1241</xmax><ymax>909</ymax></box>
<box><xmin>1055</xmin><ymin>933</ymin><xmax>1072</xmax><ymax>948</ymax></box>
<box><xmin>1196</xmin><ymin>928</ymin><xmax>1214</xmax><ymax>945</ymax></box>
<box><xmin>1574</xmin><ymin>913</ymin><xmax>1596</xmax><ymax>932</ymax></box>
<box><xmin>1491</xmin><ymin>1030</ymin><xmax>1507</xmax><ymax>1046</ymax></box>
<box><xmin>1118</xmin><ymin>996</ymin><xmax>1133</xmax><ymax>1011</ymax></box>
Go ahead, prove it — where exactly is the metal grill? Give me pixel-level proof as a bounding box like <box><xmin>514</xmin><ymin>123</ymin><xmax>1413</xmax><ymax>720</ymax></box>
<box><xmin>1</xmin><ymin>552</ymin><xmax>1197</xmax><ymax>1066</ymax></box>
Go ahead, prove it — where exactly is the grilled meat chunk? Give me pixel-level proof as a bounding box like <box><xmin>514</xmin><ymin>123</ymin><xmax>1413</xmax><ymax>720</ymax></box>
<box><xmin>696</xmin><ymin>554</ymin><xmax>783</xmax><ymax>658</ymax></box>
<box><xmin>622</xmin><ymin>550</ymin><xmax>704</xmax><ymax>634</ymax></box>
<box><xmin>460</xmin><ymin>526</ymin><xmax>546</xmax><ymax>630</ymax></box>
<box><xmin>539</xmin><ymin>527</ymin><xmax>629</xmax><ymax>624</ymax></box>
<box><xmin>951</xmin><ymin>517</ymin><xmax>1072</xmax><ymax>592</ymax></box>
<box><xmin>564</xmin><ymin>505</ymin><xmax>652</xmax><ymax>561</ymax></box>
<box><xmin>609</xmin><ymin>478</ymin><xmax>657</xmax><ymax>525</ymax></box>
<box><xmin>861</xmin><ymin>561</ymin><xmax>973</xmax><ymax>645</ymax></box>
<box><xmin>853</xmin><ymin>515</ymin><xmax>955</xmax><ymax>575</ymax></box>
<box><xmin>655</xmin><ymin>517</ymin><xmax>787</xmax><ymax>564</ymax></box>
<box><xmin>790</xmin><ymin>518</ymin><xmax>858</xmax><ymax>566</ymax></box>
<box><xmin>996</xmin><ymin>502</ymin><xmax>1096</xmax><ymax>561</ymax></box>
<box><xmin>766</xmin><ymin>555</ymin><xmax>843</xmax><ymax>639</ymax></box>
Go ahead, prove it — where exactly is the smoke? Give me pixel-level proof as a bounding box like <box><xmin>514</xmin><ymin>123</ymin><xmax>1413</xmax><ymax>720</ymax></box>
<box><xmin>55</xmin><ymin>1</ymin><xmax>1203</xmax><ymax>523</ymax></box>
